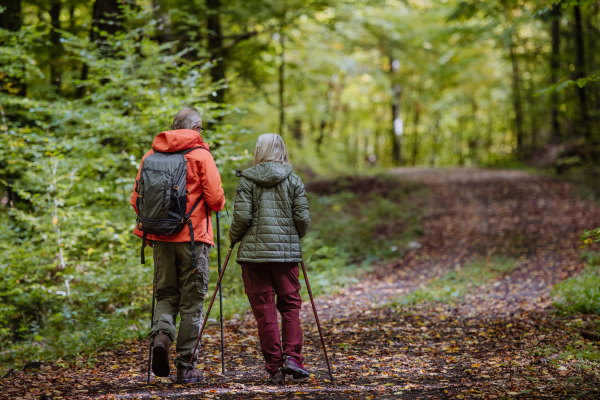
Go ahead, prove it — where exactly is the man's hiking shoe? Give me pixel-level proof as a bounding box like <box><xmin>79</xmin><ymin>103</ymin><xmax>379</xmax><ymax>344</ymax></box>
<box><xmin>283</xmin><ymin>356</ymin><xmax>310</xmax><ymax>380</ymax></box>
<box><xmin>269</xmin><ymin>369</ymin><xmax>285</xmax><ymax>385</ymax></box>
<box><xmin>151</xmin><ymin>332</ymin><xmax>171</xmax><ymax>377</ymax></box>
<box><xmin>176</xmin><ymin>366</ymin><xmax>203</xmax><ymax>383</ymax></box>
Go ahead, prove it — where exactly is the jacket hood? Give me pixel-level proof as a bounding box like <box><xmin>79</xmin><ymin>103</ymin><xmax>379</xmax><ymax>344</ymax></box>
<box><xmin>237</xmin><ymin>162</ymin><xmax>293</xmax><ymax>188</ymax></box>
<box><xmin>152</xmin><ymin>129</ymin><xmax>209</xmax><ymax>152</ymax></box>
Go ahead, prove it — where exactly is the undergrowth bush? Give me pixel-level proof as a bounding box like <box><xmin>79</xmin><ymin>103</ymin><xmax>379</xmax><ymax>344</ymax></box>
<box><xmin>553</xmin><ymin>252</ymin><xmax>600</xmax><ymax>315</ymax></box>
<box><xmin>0</xmin><ymin>7</ymin><xmax>244</xmax><ymax>371</ymax></box>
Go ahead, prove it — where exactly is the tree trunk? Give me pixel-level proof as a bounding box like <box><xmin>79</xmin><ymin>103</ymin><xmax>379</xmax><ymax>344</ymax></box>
<box><xmin>467</xmin><ymin>98</ymin><xmax>482</xmax><ymax>162</ymax></box>
<box><xmin>293</xmin><ymin>119</ymin><xmax>302</xmax><ymax>145</ymax></box>
<box><xmin>430</xmin><ymin>116</ymin><xmax>440</xmax><ymax>166</ymax></box>
<box><xmin>0</xmin><ymin>0</ymin><xmax>23</xmax><ymax>31</ymax></box>
<box><xmin>49</xmin><ymin>1</ymin><xmax>63</xmax><ymax>93</ymax></box>
<box><xmin>486</xmin><ymin>114</ymin><xmax>493</xmax><ymax>160</ymax></box>
<box><xmin>76</xmin><ymin>0</ymin><xmax>123</xmax><ymax>98</ymax></box>
<box><xmin>508</xmin><ymin>39</ymin><xmax>524</xmax><ymax>154</ymax></box>
<box><xmin>526</xmin><ymin>69</ymin><xmax>538</xmax><ymax>149</ymax></box>
<box><xmin>0</xmin><ymin>0</ymin><xmax>26</xmax><ymax>206</ymax></box>
<box><xmin>152</xmin><ymin>0</ymin><xmax>172</xmax><ymax>44</ymax></box>
<box><xmin>69</xmin><ymin>4</ymin><xmax>76</xmax><ymax>31</ymax></box>
<box><xmin>317</xmin><ymin>120</ymin><xmax>326</xmax><ymax>152</ymax></box>
<box><xmin>411</xmin><ymin>103</ymin><xmax>420</xmax><ymax>166</ymax></box>
<box><xmin>316</xmin><ymin>74</ymin><xmax>343</xmax><ymax>154</ymax></box>
<box><xmin>0</xmin><ymin>0</ymin><xmax>26</xmax><ymax>96</ymax></box>
<box><xmin>278</xmin><ymin>29</ymin><xmax>285</xmax><ymax>136</ymax></box>
<box><xmin>573</xmin><ymin>5</ymin><xmax>590</xmax><ymax>141</ymax></box>
<box><xmin>391</xmin><ymin>84</ymin><xmax>402</xmax><ymax>166</ymax></box>
<box><xmin>374</xmin><ymin>126</ymin><xmax>382</xmax><ymax>165</ymax></box>
<box><xmin>457</xmin><ymin>117</ymin><xmax>464</xmax><ymax>166</ymax></box>
<box><xmin>549</xmin><ymin>4</ymin><xmax>561</xmax><ymax>143</ymax></box>
<box><xmin>207</xmin><ymin>0</ymin><xmax>225</xmax><ymax>109</ymax></box>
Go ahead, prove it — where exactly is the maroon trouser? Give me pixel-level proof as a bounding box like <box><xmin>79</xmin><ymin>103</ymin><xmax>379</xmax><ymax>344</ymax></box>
<box><xmin>240</xmin><ymin>262</ymin><xmax>304</xmax><ymax>375</ymax></box>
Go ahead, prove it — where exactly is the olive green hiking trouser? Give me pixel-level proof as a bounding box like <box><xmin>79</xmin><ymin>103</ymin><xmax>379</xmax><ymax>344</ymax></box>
<box><xmin>149</xmin><ymin>241</ymin><xmax>211</xmax><ymax>368</ymax></box>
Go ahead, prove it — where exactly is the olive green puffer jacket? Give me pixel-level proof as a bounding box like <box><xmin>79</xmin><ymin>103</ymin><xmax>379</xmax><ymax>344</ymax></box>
<box><xmin>229</xmin><ymin>162</ymin><xmax>310</xmax><ymax>263</ymax></box>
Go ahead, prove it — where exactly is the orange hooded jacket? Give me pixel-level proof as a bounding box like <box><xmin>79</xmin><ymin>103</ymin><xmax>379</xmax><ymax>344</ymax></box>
<box><xmin>130</xmin><ymin>129</ymin><xmax>225</xmax><ymax>246</ymax></box>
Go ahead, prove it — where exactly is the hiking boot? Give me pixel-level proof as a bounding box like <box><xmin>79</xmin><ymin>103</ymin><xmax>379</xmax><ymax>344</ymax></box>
<box><xmin>269</xmin><ymin>368</ymin><xmax>285</xmax><ymax>385</ymax></box>
<box><xmin>176</xmin><ymin>366</ymin><xmax>204</xmax><ymax>383</ymax></box>
<box><xmin>283</xmin><ymin>356</ymin><xmax>310</xmax><ymax>380</ymax></box>
<box><xmin>151</xmin><ymin>332</ymin><xmax>171</xmax><ymax>377</ymax></box>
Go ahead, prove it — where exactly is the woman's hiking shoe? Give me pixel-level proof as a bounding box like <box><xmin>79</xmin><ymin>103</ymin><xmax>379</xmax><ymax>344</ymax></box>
<box><xmin>176</xmin><ymin>366</ymin><xmax>204</xmax><ymax>383</ymax></box>
<box><xmin>283</xmin><ymin>356</ymin><xmax>310</xmax><ymax>380</ymax></box>
<box><xmin>151</xmin><ymin>332</ymin><xmax>171</xmax><ymax>377</ymax></box>
<box><xmin>269</xmin><ymin>369</ymin><xmax>285</xmax><ymax>385</ymax></box>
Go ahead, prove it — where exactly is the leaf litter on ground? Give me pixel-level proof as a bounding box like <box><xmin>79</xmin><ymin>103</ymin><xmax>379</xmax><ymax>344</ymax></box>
<box><xmin>2</xmin><ymin>168</ymin><xmax>600</xmax><ymax>399</ymax></box>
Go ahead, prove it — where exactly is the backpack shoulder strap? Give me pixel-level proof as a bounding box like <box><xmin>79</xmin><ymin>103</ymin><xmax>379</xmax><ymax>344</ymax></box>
<box><xmin>181</xmin><ymin>146</ymin><xmax>208</xmax><ymax>155</ymax></box>
<box><xmin>185</xmin><ymin>192</ymin><xmax>205</xmax><ymax>219</ymax></box>
<box><xmin>185</xmin><ymin>192</ymin><xmax>206</xmax><ymax>269</ymax></box>
<box><xmin>150</xmin><ymin>146</ymin><xmax>208</xmax><ymax>155</ymax></box>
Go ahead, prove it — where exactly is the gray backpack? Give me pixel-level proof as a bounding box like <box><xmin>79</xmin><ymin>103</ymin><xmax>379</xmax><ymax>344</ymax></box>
<box><xmin>135</xmin><ymin>146</ymin><xmax>208</xmax><ymax>267</ymax></box>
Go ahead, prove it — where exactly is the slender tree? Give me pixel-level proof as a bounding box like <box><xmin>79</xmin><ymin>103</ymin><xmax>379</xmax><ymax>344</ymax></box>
<box><xmin>77</xmin><ymin>0</ymin><xmax>123</xmax><ymax>98</ymax></box>
<box><xmin>293</xmin><ymin>119</ymin><xmax>302</xmax><ymax>145</ymax></box>
<box><xmin>508</xmin><ymin>37</ymin><xmax>524</xmax><ymax>154</ymax></box>
<box><xmin>549</xmin><ymin>4</ymin><xmax>561</xmax><ymax>143</ymax></box>
<box><xmin>430</xmin><ymin>116</ymin><xmax>440</xmax><ymax>166</ymax></box>
<box><xmin>0</xmin><ymin>0</ymin><xmax>23</xmax><ymax>32</ymax></box>
<box><xmin>411</xmin><ymin>102</ymin><xmax>420</xmax><ymax>165</ymax></box>
<box><xmin>390</xmin><ymin>83</ymin><xmax>402</xmax><ymax>166</ymax></box>
<box><xmin>525</xmin><ymin>65</ymin><xmax>539</xmax><ymax>149</ymax></box>
<box><xmin>278</xmin><ymin>28</ymin><xmax>285</xmax><ymax>136</ymax></box>
<box><xmin>207</xmin><ymin>0</ymin><xmax>225</xmax><ymax>106</ymax></box>
<box><xmin>49</xmin><ymin>0</ymin><xmax>63</xmax><ymax>93</ymax></box>
<box><xmin>316</xmin><ymin>77</ymin><xmax>333</xmax><ymax>153</ymax></box>
<box><xmin>0</xmin><ymin>0</ymin><xmax>25</xmax><ymax>96</ymax></box>
<box><xmin>457</xmin><ymin>112</ymin><xmax>465</xmax><ymax>165</ymax></box>
<box><xmin>152</xmin><ymin>0</ymin><xmax>173</xmax><ymax>44</ymax></box>
<box><xmin>573</xmin><ymin>4</ymin><xmax>589</xmax><ymax>141</ymax></box>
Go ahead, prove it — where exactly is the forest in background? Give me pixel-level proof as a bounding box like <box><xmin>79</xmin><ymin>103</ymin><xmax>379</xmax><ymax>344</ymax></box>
<box><xmin>1</xmin><ymin>0</ymin><xmax>599</xmax><ymax>369</ymax></box>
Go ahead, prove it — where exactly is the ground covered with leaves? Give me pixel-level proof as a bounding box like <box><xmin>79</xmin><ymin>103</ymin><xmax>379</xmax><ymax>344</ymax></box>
<box><xmin>2</xmin><ymin>168</ymin><xmax>599</xmax><ymax>399</ymax></box>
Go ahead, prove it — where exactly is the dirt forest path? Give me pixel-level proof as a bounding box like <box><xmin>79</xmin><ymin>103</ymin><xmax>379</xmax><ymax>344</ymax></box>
<box><xmin>3</xmin><ymin>168</ymin><xmax>600</xmax><ymax>399</ymax></box>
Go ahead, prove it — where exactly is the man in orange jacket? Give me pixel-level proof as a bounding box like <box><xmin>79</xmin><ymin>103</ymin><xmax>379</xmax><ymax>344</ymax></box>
<box><xmin>130</xmin><ymin>106</ymin><xmax>225</xmax><ymax>383</ymax></box>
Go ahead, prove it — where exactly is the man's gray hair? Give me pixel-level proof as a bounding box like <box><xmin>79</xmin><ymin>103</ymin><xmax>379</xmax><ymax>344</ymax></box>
<box><xmin>172</xmin><ymin>106</ymin><xmax>202</xmax><ymax>130</ymax></box>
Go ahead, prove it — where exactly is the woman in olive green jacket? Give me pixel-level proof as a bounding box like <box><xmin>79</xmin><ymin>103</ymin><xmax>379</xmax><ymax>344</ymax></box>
<box><xmin>229</xmin><ymin>133</ymin><xmax>310</xmax><ymax>384</ymax></box>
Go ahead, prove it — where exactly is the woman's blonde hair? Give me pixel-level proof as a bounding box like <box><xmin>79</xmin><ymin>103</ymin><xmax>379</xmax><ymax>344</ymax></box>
<box><xmin>254</xmin><ymin>133</ymin><xmax>291</xmax><ymax>166</ymax></box>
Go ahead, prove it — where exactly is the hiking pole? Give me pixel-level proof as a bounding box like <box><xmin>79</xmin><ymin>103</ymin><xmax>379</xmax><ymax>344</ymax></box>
<box><xmin>188</xmin><ymin>243</ymin><xmax>235</xmax><ymax>367</ymax></box>
<box><xmin>147</xmin><ymin>295</ymin><xmax>155</xmax><ymax>384</ymax></box>
<box><xmin>300</xmin><ymin>261</ymin><xmax>334</xmax><ymax>383</ymax></box>
<box><xmin>216</xmin><ymin>211</ymin><xmax>225</xmax><ymax>373</ymax></box>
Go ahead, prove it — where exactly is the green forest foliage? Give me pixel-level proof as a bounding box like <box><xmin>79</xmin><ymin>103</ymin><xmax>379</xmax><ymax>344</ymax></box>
<box><xmin>1</xmin><ymin>0</ymin><xmax>599</xmax><ymax>366</ymax></box>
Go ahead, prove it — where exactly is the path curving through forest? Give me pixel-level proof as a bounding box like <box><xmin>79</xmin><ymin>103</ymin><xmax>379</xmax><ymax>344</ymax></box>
<box><xmin>2</xmin><ymin>168</ymin><xmax>599</xmax><ymax>399</ymax></box>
